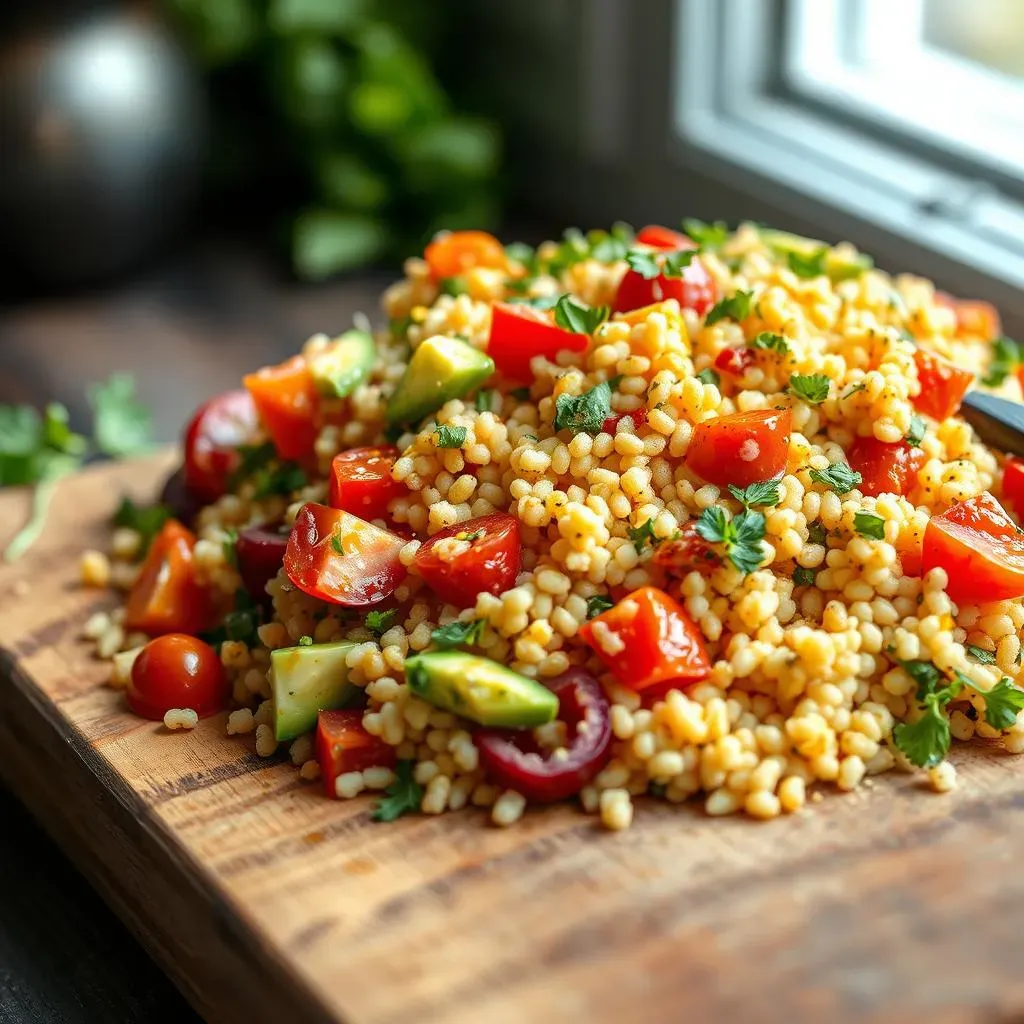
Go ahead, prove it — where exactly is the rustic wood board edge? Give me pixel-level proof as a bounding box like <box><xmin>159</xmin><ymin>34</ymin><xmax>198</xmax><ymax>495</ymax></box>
<box><xmin>0</xmin><ymin>622</ymin><xmax>336</xmax><ymax>1024</ymax></box>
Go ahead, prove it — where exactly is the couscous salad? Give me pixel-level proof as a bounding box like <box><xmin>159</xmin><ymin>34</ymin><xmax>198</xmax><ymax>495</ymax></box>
<box><xmin>81</xmin><ymin>221</ymin><xmax>1024</xmax><ymax>829</ymax></box>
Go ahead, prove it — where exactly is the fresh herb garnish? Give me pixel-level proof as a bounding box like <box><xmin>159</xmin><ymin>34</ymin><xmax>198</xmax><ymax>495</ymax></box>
<box><xmin>372</xmin><ymin>760</ymin><xmax>423</xmax><ymax>822</ymax></box>
<box><xmin>981</xmin><ymin>336</ymin><xmax>1021</xmax><ymax>388</ymax></box>
<box><xmin>553</xmin><ymin>295</ymin><xmax>609</xmax><ymax>335</ymax></box>
<box><xmin>853</xmin><ymin>510</ymin><xmax>886</xmax><ymax>540</ymax></box>
<box><xmin>682</xmin><ymin>218</ymin><xmax>728</xmax><ymax>249</ymax></box>
<box><xmin>905</xmin><ymin>414</ymin><xmax>926</xmax><ymax>448</ymax></box>
<box><xmin>809</xmin><ymin>462</ymin><xmax>862</xmax><ymax>495</ymax></box>
<box><xmin>331</xmin><ymin>534</ymin><xmax>345</xmax><ymax>555</ymax></box>
<box><xmin>586</xmin><ymin>595</ymin><xmax>615</xmax><ymax>619</ymax></box>
<box><xmin>440</xmin><ymin>277</ymin><xmax>467</xmax><ymax>297</ymax></box>
<box><xmin>434</xmin><ymin>425</ymin><xmax>468</xmax><ymax>448</ymax></box>
<box><xmin>475</xmin><ymin>391</ymin><xmax>495</xmax><ymax>413</ymax></box>
<box><xmin>695</xmin><ymin>506</ymin><xmax>765</xmax><ymax>575</ymax></box>
<box><xmin>750</xmin><ymin>331</ymin><xmax>789</xmax><ymax>355</ymax></box>
<box><xmin>111</xmin><ymin>497</ymin><xmax>173</xmax><ymax>558</ymax></box>
<box><xmin>728</xmin><ymin>480</ymin><xmax>781</xmax><ymax>510</ymax></box>
<box><xmin>704</xmin><ymin>290</ymin><xmax>754</xmax><ymax>326</ymax></box>
<box><xmin>893</xmin><ymin>691</ymin><xmax>955</xmax><ymax>768</ymax></box>
<box><xmin>787</xmin><ymin>247</ymin><xmax>829</xmax><ymax>279</ymax></box>
<box><xmin>965</xmin><ymin>644</ymin><xmax>997</xmax><ymax>665</ymax></box>
<box><xmin>789</xmin><ymin>373</ymin><xmax>831</xmax><ymax>404</ymax></box>
<box><xmin>506</xmin><ymin>293</ymin><xmax>560</xmax><ymax>311</ymax></box>
<box><xmin>898</xmin><ymin>659</ymin><xmax>944</xmax><ymax>699</ymax></box>
<box><xmin>792</xmin><ymin>566</ymin><xmax>817</xmax><ymax>586</ymax></box>
<box><xmin>504</xmin><ymin>241</ymin><xmax>538</xmax><ymax>271</ymax></box>
<box><xmin>807</xmin><ymin>521</ymin><xmax>828</xmax><ymax>546</ymax></box>
<box><xmin>553</xmin><ymin>377</ymin><xmax>620</xmax><ymax>434</ymax></box>
<box><xmin>222</xmin><ymin>528</ymin><xmax>239</xmax><ymax>569</ymax></box>
<box><xmin>696</xmin><ymin>368</ymin><xmax>721</xmax><ymax>387</ymax></box>
<box><xmin>980</xmin><ymin>677</ymin><xmax>1024</xmax><ymax>730</ymax></box>
<box><xmin>625</xmin><ymin>248</ymin><xmax>698</xmax><ymax>280</ymax></box>
<box><xmin>627</xmin><ymin>518</ymin><xmax>658</xmax><ymax>554</ymax></box>
<box><xmin>230</xmin><ymin>442</ymin><xmax>307</xmax><ymax>497</ymax></box>
<box><xmin>430</xmin><ymin>617</ymin><xmax>486</xmax><ymax>650</ymax></box>
<box><xmin>366</xmin><ymin>608</ymin><xmax>398</xmax><ymax>637</ymax></box>
<box><xmin>89</xmin><ymin>374</ymin><xmax>153</xmax><ymax>458</ymax></box>
<box><xmin>298</xmin><ymin>635</ymin><xmax>313</xmax><ymax>646</ymax></box>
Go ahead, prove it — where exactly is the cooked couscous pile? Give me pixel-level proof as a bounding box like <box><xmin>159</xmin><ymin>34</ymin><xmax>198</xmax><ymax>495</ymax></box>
<box><xmin>83</xmin><ymin>221</ymin><xmax>1024</xmax><ymax>828</ymax></box>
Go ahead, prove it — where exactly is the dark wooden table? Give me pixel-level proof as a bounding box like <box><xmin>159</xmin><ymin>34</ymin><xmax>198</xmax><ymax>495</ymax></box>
<box><xmin>0</xmin><ymin>241</ymin><xmax>393</xmax><ymax>1023</ymax></box>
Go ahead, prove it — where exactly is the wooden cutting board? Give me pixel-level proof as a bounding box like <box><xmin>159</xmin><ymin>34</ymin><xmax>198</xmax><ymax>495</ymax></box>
<box><xmin>3</xmin><ymin>455</ymin><xmax>1024</xmax><ymax>1024</ymax></box>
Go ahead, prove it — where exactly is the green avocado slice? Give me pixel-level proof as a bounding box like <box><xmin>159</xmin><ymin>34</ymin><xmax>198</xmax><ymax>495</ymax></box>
<box><xmin>270</xmin><ymin>641</ymin><xmax>359</xmax><ymax>741</ymax></box>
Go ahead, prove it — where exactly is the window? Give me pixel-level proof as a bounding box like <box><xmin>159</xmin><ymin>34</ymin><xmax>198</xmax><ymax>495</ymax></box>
<box><xmin>674</xmin><ymin>0</ymin><xmax>1024</xmax><ymax>317</ymax></box>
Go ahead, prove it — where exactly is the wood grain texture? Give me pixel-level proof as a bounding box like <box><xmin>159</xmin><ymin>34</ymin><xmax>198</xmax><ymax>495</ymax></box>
<box><xmin>3</xmin><ymin>456</ymin><xmax>1024</xmax><ymax>1024</ymax></box>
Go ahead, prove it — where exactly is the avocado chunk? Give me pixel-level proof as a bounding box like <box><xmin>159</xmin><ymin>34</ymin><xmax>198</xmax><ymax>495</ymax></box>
<box><xmin>270</xmin><ymin>641</ymin><xmax>359</xmax><ymax>741</ymax></box>
<box><xmin>404</xmin><ymin>651</ymin><xmax>559</xmax><ymax>728</ymax></box>
<box><xmin>760</xmin><ymin>228</ymin><xmax>873</xmax><ymax>282</ymax></box>
<box><xmin>308</xmin><ymin>330</ymin><xmax>375</xmax><ymax>398</ymax></box>
<box><xmin>386</xmin><ymin>335</ymin><xmax>494</xmax><ymax>425</ymax></box>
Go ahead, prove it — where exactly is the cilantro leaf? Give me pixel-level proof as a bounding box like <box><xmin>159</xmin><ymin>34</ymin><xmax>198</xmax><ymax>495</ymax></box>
<box><xmin>728</xmin><ymin>480</ymin><xmax>781</xmax><ymax>510</ymax></box>
<box><xmin>660</xmin><ymin>250</ymin><xmax>699</xmax><ymax>278</ymax></box>
<box><xmin>893</xmin><ymin>694</ymin><xmax>951</xmax><ymax>768</ymax></box>
<box><xmin>440</xmin><ymin>277</ymin><xmax>467</xmax><ymax>297</ymax></box>
<box><xmin>553</xmin><ymin>295</ymin><xmax>609</xmax><ymax>335</ymax></box>
<box><xmin>222</xmin><ymin>603</ymin><xmax>260</xmax><ymax>648</ymax></box>
<box><xmin>965</xmin><ymin>644</ymin><xmax>996</xmax><ymax>665</ymax></box>
<box><xmin>431</xmin><ymin>618</ymin><xmax>486</xmax><ymax>650</ymax></box>
<box><xmin>589</xmin><ymin>231</ymin><xmax>631</xmax><ymax>263</ymax></box>
<box><xmin>507</xmin><ymin>293</ymin><xmax>560</xmax><ymax>311</ymax></box>
<box><xmin>751</xmin><ymin>331</ymin><xmax>789</xmax><ymax>354</ymax></box>
<box><xmin>704</xmin><ymin>290</ymin><xmax>754</xmax><ymax>326</ymax></box>
<box><xmin>553</xmin><ymin>378</ymin><xmax>618</xmax><ymax>434</ymax></box>
<box><xmin>331</xmin><ymin>534</ymin><xmax>345</xmax><ymax>555</ymax></box>
<box><xmin>853</xmin><ymin>510</ymin><xmax>886</xmax><ymax>540</ymax></box>
<box><xmin>89</xmin><ymin>374</ymin><xmax>152</xmax><ymax>457</ymax></box>
<box><xmin>624</xmin><ymin>249</ymin><xmax>662</xmax><ymax>280</ymax></box>
<box><xmin>586</xmin><ymin>595</ymin><xmax>615</xmax><ymax>619</ymax></box>
<box><xmin>809</xmin><ymin>462</ymin><xmax>862</xmax><ymax>495</ymax></box>
<box><xmin>696</xmin><ymin>368</ymin><xmax>720</xmax><ymax>387</ymax></box>
<box><xmin>627</xmin><ymin>518</ymin><xmax>658</xmax><ymax>554</ymax></box>
<box><xmin>807</xmin><ymin>521</ymin><xmax>828</xmax><ymax>546</ymax></box>
<box><xmin>792</xmin><ymin>566</ymin><xmax>817</xmax><ymax>586</ymax></box>
<box><xmin>682</xmin><ymin>218</ymin><xmax>728</xmax><ymax>249</ymax></box>
<box><xmin>366</xmin><ymin>608</ymin><xmax>398</xmax><ymax>637</ymax></box>
<box><xmin>981</xmin><ymin>336</ymin><xmax>1021</xmax><ymax>388</ymax></box>
<box><xmin>227</xmin><ymin>442</ymin><xmax>277</xmax><ymax>490</ymax></box>
<box><xmin>434</xmin><ymin>425</ymin><xmax>468</xmax><ymax>448</ymax></box>
<box><xmin>475</xmin><ymin>391</ymin><xmax>495</xmax><ymax>413</ymax></box>
<box><xmin>505</xmin><ymin>241</ymin><xmax>537</xmax><ymax>271</ymax></box>
<box><xmin>787</xmin><ymin>247</ymin><xmax>829</xmax><ymax>279</ymax></box>
<box><xmin>694</xmin><ymin>506</ymin><xmax>727</xmax><ymax>543</ymax></box>
<box><xmin>980</xmin><ymin>677</ymin><xmax>1024</xmax><ymax>729</ymax></box>
<box><xmin>372</xmin><ymin>760</ymin><xmax>423</xmax><ymax>822</ymax></box>
<box><xmin>905</xmin><ymin>414</ymin><xmax>926</xmax><ymax>448</ymax></box>
<box><xmin>789</xmin><ymin>373</ymin><xmax>831</xmax><ymax>404</ymax></box>
<box><xmin>111</xmin><ymin>497</ymin><xmax>173</xmax><ymax>558</ymax></box>
<box><xmin>255</xmin><ymin>462</ymin><xmax>307</xmax><ymax>498</ymax></box>
<box><xmin>695</xmin><ymin>506</ymin><xmax>765</xmax><ymax>574</ymax></box>
<box><xmin>897</xmin><ymin>659</ymin><xmax>944</xmax><ymax>700</ymax></box>
<box><xmin>545</xmin><ymin>227</ymin><xmax>591</xmax><ymax>276</ymax></box>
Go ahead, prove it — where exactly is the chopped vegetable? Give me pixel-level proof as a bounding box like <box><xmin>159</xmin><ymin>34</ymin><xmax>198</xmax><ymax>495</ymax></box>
<box><xmin>1001</xmin><ymin>456</ymin><xmax>1024</xmax><ymax>516</ymax></box>
<box><xmin>695</xmin><ymin>506</ymin><xmax>766</xmax><ymax>575</ymax></box>
<box><xmin>586</xmin><ymin>595</ymin><xmax>615</xmax><ymax>619</ymax></box>
<box><xmin>366</xmin><ymin>608</ymin><xmax>398</xmax><ymax>637</ymax></box>
<box><xmin>328</xmin><ymin>446</ymin><xmax>406</xmax><ymax>521</ymax></box>
<box><xmin>183</xmin><ymin>389</ymin><xmax>260</xmax><ymax>502</ymax></box>
<box><xmin>317</xmin><ymin>710</ymin><xmax>397</xmax><ymax>800</ymax></box>
<box><xmin>430</xmin><ymin>618</ymin><xmax>486</xmax><ymax>650</ymax></box>
<box><xmin>704</xmin><ymin>290</ymin><xmax>754</xmax><ymax>326</ymax></box>
<box><xmin>127</xmin><ymin>634</ymin><xmax>228</xmax><ymax>721</ymax></box>
<box><xmin>789</xmin><ymin>374</ymin><xmax>830</xmax><ymax>404</ymax></box>
<box><xmin>750</xmin><ymin>332</ymin><xmax>789</xmax><ymax>355</ymax></box>
<box><xmin>387</xmin><ymin>335</ymin><xmax>494</xmax><ymax>424</ymax></box>
<box><xmin>912</xmin><ymin>349</ymin><xmax>973</xmax><ymax>422</ymax></box>
<box><xmin>552</xmin><ymin>295</ymin><xmax>609</xmax><ymax>335</ymax></box>
<box><xmin>486</xmin><ymin>302</ymin><xmax>588</xmax><ymax>384</ymax></box>
<box><xmin>728</xmin><ymin>480</ymin><xmax>781</xmax><ymax>510</ymax></box>
<box><xmin>905</xmin><ymin>414</ymin><xmax>927</xmax><ymax>447</ymax></box>
<box><xmin>809</xmin><ymin>462</ymin><xmax>863</xmax><ymax>495</ymax></box>
<box><xmin>424</xmin><ymin>230</ymin><xmax>505</xmax><ymax>280</ymax></box>
<box><xmin>853</xmin><ymin>511</ymin><xmax>886</xmax><ymax>540</ymax></box>
<box><xmin>613</xmin><ymin>228</ymin><xmax>717</xmax><ymax>316</ymax></box>
<box><xmin>627</xmin><ymin>517</ymin><xmax>658</xmax><ymax>554</ymax></box>
<box><xmin>846</xmin><ymin>438</ymin><xmax>924</xmax><ymax>498</ymax></box>
<box><xmin>696</xmin><ymin>368</ymin><xmax>721</xmax><ymax>387</ymax></box>
<box><xmin>553</xmin><ymin>378</ymin><xmax>619</xmax><ymax>435</ymax></box>
<box><xmin>372</xmin><ymin>760</ymin><xmax>423</xmax><ymax>821</ymax></box>
<box><xmin>686</xmin><ymin>408</ymin><xmax>791</xmax><ymax>488</ymax></box>
<box><xmin>243</xmin><ymin>356</ymin><xmax>320</xmax><ymax>462</ymax></box>
<box><xmin>235</xmin><ymin>523</ymin><xmax>290</xmax><ymax>607</ymax></box>
<box><xmin>434</xmin><ymin>425</ymin><xmax>468</xmax><ymax>448</ymax></box>
<box><xmin>965</xmin><ymin>643</ymin><xmax>996</xmax><ymax>665</ymax></box>
<box><xmin>980</xmin><ymin>336</ymin><xmax>1021</xmax><ymax>387</ymax></box>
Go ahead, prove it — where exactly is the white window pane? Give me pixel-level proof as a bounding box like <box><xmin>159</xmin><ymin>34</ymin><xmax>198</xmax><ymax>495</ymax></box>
<box><xmin>923</xmin><ymin>0</ymin><xmax>1024</xmax><ymax>81</ymax></box>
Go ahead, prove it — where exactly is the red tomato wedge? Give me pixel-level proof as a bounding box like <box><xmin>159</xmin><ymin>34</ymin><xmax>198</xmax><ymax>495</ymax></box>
<box><xmin>686</xmin><ymin>409</ymin><xmax>791</xmax><ymax>488</ymax></box>
<box><xmin>284</xmin><ymin>502</ymin><xmax>406</xmax><ymax>607</ymax></box>
<box><xmin>922</xmin><ymin>492</ymin><xmax>1024</xmax><ymax>605</ymax></box>
<box><xmin>935</xmin><ymin>292</ymin><xmax>1002</xmax><ymax>341</ymax></box>
<box><xmin>125</xmin><ymin>520</ymin><xmax>213</xmax><ymax>636</ymax></box>
<box><xmin>847</xmin><ymin>437</ymin><xmax>925</xmax><ymax>498</ymax></box>
<box><xmin>652</xmin><ymin>522</ymin><xmax>720</xmax><ymax>576</ymax></box>
<box><xmin>602</xmin><ymin>407</ymin><xmax>648</xmax><ymax>435</ymax></box>
<box><xmin>579</xmin><ymin>586</ymin><xmax>710</xmax><ymax>692</ymax></box>
<box><xmin>316</xmin><ymin>709</ymin><xmax>397</xmax><ymax>798</ymax></box>
<box><xmin>414</xmin><ymin>512</ymin><xmax>522</xmax><ymax>608</ymax></box>
<box><xmin>1002</xmin><ymin>457</ymin><xmax>1024</xmax><ymax>517</ymax></box>
<box><xmin>714</xmin><ymin>347</ymin><xmax>756</xmax><ymax>376</ymax></box>
<box><xmin>328</xmin><ymin>446</ymin><xmax>406</xmax><ymax>521</ymax></box>
<box><xmin>183</xmin><ymin>389</ymin><xmax>259</xmax><ymax>503</ymax></box>
<box><xmin>636</xmin><ymin>224</ymin><xmax>692</xmax><ymax>250</ymax></box>
<box><xmin>613</xmin><ymin>233</ymin><xmax>718</xmax><ymax>317</ymax></box>
<box><xmin>243</xmin><ymin>355</ymin><xmax>319</xmax><ymax>462</ymax></box>
<box><xmin>487</xmin><ymin>302</ymin><xmax>589</xmax><ymax>383</ymax></box>
<box><xmin>127</xmin><ymin>634</ymin><xmax>229</xmax><ymax>720</ymax></box>
<box><xmin>912</xmin><ymin>349</ymin><xmax>973</xmax><ymax>422</ymax></box>
<box><xmin>424</xmin><ymin>230</ymin><xmax>506</xmax><ymax>280</ymax></box>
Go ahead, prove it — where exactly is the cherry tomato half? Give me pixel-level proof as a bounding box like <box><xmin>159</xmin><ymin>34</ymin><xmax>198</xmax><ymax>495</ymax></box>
<box><xmin>127</xmin><ymin>634</ymin><xmax>228</xmax><ymax>720</ymax></box>
<box><xmin>652</xmin><ymin>522</ymin><xmax>720</xmax><ymax>576</ymax></box>
<box><xmin>475</xmin><ymin>668</ymin><xmax>612</xmax><ymax>803</ymax></box>
<box><xmin>424</xmin><ymin>230</ymin><xmax>506</xmax><ymax>281</ymax></box>
<box><xmin>579</xmin><ymin>586</ymin><xmax>711</xmax><ymax>693</ymax></box>
<box><xmin>912</xmin><ymin>349</ymin><xmax>973</xmax><ymax>422</ymax></box>
<box><xmin>1002</xmin><ymin>457</ymin><xmax>1024</xmax><ymax>518</ymax></box>
<box><xmin>243</xmin><ymin>355</ymin><xmax>319</xmax><ymax>462</ymax></box>
<box><xmin>125</xmin><ymin>520</ymin><xmax>213</xmax><ymax>636</ymax></box>
<box><xmin>183</xmin><ymin>389</ymin><xmax>259</xmax><ymax>503</ymax></box>
<box><xmin>635</xmin><ymin>224</ymin><xmax>691</xmax><ymax>251</ymax></box>
<box><xmin>613</xmin><ymin>228</ymin><xmax>718</xmax><ymax>317</ymax></box>
<box><xmin>236</xmin><ymin>522</ymin><xmax>291</xmax><ymax>607</ymax></box>
<box><xmin>316</xmin><ymin>709</ymin><xmax>397</xmax><ymax>799</ymax></box>
<box><xmin>414</xmin><ymin>512</ymin><xmax>522</xmax><ymax>608</ymax></box>
<box><xmin>284</xmin><ymin>502</ymin><xmax>406</xmax><ymax>607</ymax></box>
<box><xmin>486</xmin><ymin>302</ymin><xmax>589</xmax><ymax>383</ymax></box>
<box><xmin>922</xmin><ymin>491</ymin><xmax>1024</xmax><ymax>605</ymax></box>
<box><xmin>714</xmin><ymin>347</ymin><xmax>756</xmax><ymax>376</ymax></box>
<box><xmin>847</xmin><ymin>437</ymin><xmax>925</xmax><ymax>498</ymax></box>
<box><xmin>328</xmin><ymin>446</ymin><xmax>406</xmax><ymax>521</ymax></box>
<box><xmin>685</xmin><ymin>408</ymin><xmax>791</xmax><ymax>489</ymax></box>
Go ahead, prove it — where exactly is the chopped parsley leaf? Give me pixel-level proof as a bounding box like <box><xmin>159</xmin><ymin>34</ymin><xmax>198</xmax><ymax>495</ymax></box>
<box><xmin>981</xmin><ymin>336</ymin><xmax>1021</xmax><ymax>388</ymax></box>
<box><xmin>696</xmin><ymin>368</ymin><xmax>720</xmax><ymax>388</ymax></box>
<box><xmin>372</xmin><ymin>761</ymin><xmax>423</xmax><ymax>822</ymax></box>
<box><xmin>89</xmin><ymin>373</ymin><xmax>152</xmax><ymax>458</ymax></box>
<box><xmin>627</xmin><ymin>518</ymin><xmax>658</xmax><ymax>554</ymax></box>
<box><xmin>750</xmin><ymin>331</ymin><xmax>789</xmax><ymax>354</ymax></box>
<box><xmin>553</xmin><ymin>295</ymin><xmax>609</xmax><ymax>335</ymax></box>
<box><xmin>704</xmin><ymin>290</ymin><xmax>754</xmax><ymax>326</ymax></box>
<box><xmin>980</xmin><ymin>677</ymin><xmax>1024</xmax><ymax>730</ymax></box>
<box><xmin>787</xmin><ymin>247</ymin><xmax>829</xmax><ymax>279</ymax></box>
<box><xmin>366</xmin><ymin>608</ymin><xmax>398</xmax><ymax>637</ymax></box>
<box><xmin>553</xmin><ymin>378</ymin><xmax>619</xmax><ymax>434</ymax></box>
<box><xmin>475</xmin><ymin>391</ymin><xmax>495</xmax><ymax>413</ymax></box>
<box><xmin>330</xmin><ymin>534</ymin><xmax>345</xmax><ymax>555</ymax></box>
<box><xmin>434</xmin><ymin>424</ymin><xmax>468</xmax><ymax>448</ymax></box>
<box><xmin>586</xmin><ymin>595</ymin><xmax>615</xmax><ymax>619</ymax></box>
<box><xmin>624</xmin><ymin>248</ymin><xmax>698</xmax><ymax>281</ymax></box>
<box><xmin>440</xmin><ymin>277</ymin><xmax>467</xmax><ymax>296</ymax></box>
<box><xmin>510</xmin><ymin>387</ymin><xmax>532</xmax><ymax>401</ymax></box>
<box><xmin>792</xmin><ymin>566</ymin><xmax>817</xmax><ymax>586</ymax></box>
<box><xmin>809</xmin><ymin>462</ymin><xmax>862</xmax><ymax>495</ymax></box>
<box><xmin>431</xmin><ymin>618</ymin><xmax>486</xmax><ymax>650</ymax></box>
<box><xmin>965</xmin><ymin>643</ymin><xmax>997</xmax><ymax>665</ymax></box>
<box><xmin>789</xmin><ymin>373</ymin><xmax>831</xmax><ymax>404</ymax></box>
<box><xmin>905</xmin><ymin>414</ymin><xmax>926</xmax><ymax>447</ymax></box>
<box><xmin>695</xmin><ymin>506</ymin><xmax>765</xmax><ymax>575</ymax></box>
<box><xmin>853</xmin><ymin>510</ymin><xmax>886</xmax><ymax>540</ymax></box>
<box><xmin>893</xmin><ymin>694</ymin><xmax>952</xmax><ymax>768</ymax></box>
<box><xmin>506</xmin><ymin>294</ymin><xmax>560</xmax><ymax>311</ymax></box>
<box><xmin>728</xmin><ymin>480</ymin><xmax>781</xmax><ymax>510</ymax></box>
<box><xmin>111</xmin><ymin>497</ymin><xmax>173</xmax><ymax>558</ymax></box>
<box><xmin>222</xmin><ymin>528</ymin><xmax>238</xmax><ymax>569</ymax></box>
<box><xmin>504</xmin><ymin>241</ymin><xmax>537</xmax><ymax>271</ymax></box>
<box><xmin>807</xmin><ymin>521</ymin><xmax>828</xmax><ymax>546</ymax></box>
<box><xmin>682</xmin><ymin>218</ymin><xmax>728</xmax><ymax>249</ymax></box>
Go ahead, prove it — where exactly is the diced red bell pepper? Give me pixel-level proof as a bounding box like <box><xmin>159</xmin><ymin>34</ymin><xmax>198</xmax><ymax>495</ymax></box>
<box><xmin>243</xmin><ymin>355</ymin><xmax>320</xmax><ymax>462</ymax></box>
<box><xmin>912</xmin><ymin>349</ymin><xmax>973</xmax><ymax>422</ymax></box>
<box><xmin>579</xmin><ymin>586</ymin><xmax>710</xmax><ymax>692</ymax></box>
<box><xmin>846</xmin><ymin>436</ymin><xmax>925</xmax><ymax>498</ymax></box>
<box><xmin>487</xmin><ymin>302</ymin><xmax>589</xmax><ymax>382</ymax></box>
<box><xmin>686</xmin><ymin>409</ymin><xmax>791</xmax><ymax>488</ymax></box>
<box><xmin>316</xmin><ymin>710</ymin><xmax>397</xmax><ymax>798</ymax></box>
<box><xmin>328</xmin><ymin>446</ymin><xmax>406</xmax><ymax>521</ymax></box>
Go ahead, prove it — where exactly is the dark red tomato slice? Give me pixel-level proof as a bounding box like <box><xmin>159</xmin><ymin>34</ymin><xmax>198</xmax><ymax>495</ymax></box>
<box><xmin>328</xmin><ymin>446</ymin><xmax>406</xmax><ymax>520</ymax></box>
<box><xmin>487</xmin><ymin>302</ymin><xmax>589</xmax><ymax>383</ymax></box>
<box><xmin>236</xmin><ymin>522</ymin><xmax>291</xmax><ymax>606</ymax></box>
<box><xmin>685</xmin><ymin>408</ymin><xmax>791</xmax><ymax>488</ymax></box>
<box><xmin>636</xmin><ymin>225</ymin><xmax>691</xmax><ymax>251</ymax></box>
<box><xmin>1002</xmin><ymin>457</ymin><xmax>1024</xmax><ymax>517</ymax></box>
<box><xmin>847</xmin><ymin>437</ymin><xmax>925</xmax><ymax>498</ymax></box>
<box><xmin>243</xmin><ymin>355</ymin><xmax>320</xmax><ymax>462</ymax></box>
<box><xmin>602</xmin><ymin>407</ymin><xmax>647</xmax><ymax>435</ymax></box>
<box><xmin>414</xmin><ymin>512</ymin><xmax>522</xmax><ymax>607</ymax></box>
<box><xmin>912</xmin><ymin>349</ymin><xmax>973</xmax><ymax>422</ymax></box>
<box><xmin>316</xmin><ymin>709</ymin><xmax>397</xmax><ymax>798</ymax></box>
<box><xmin>284</xmin><ymin>502</ymin><xmax>406</xmax><ymax>607</ymax></box>
<box><xmin>579</xmin><ymin>586</ymin><xmax>711</xmax><ymax>692</ymax></box>
<box><xmin>922</xmin><ymin>491</ymin><xmax>1024</xmax><ymax>605</ymax></box>
<box><xmin>652</xmin><ymin>522</ymin><xmax>720</xmax><ymax>576</ymax></box>
<box><xmin>127</xmin><ymin>634</ymin><xmax>229</xmax><ymax>720</ymax></box>
<box><xmin>475</xmin><ymin>668</ymin><xmax>612</xmax><ymax>803</ymax></box>
<box><xmin>183</xmin><ymin>389</ymin><xmax>259</xmax><ymax>503</ymax></box>
<box><xmin>714</xmin><ymin>347</ymin><xmax>756</xmax><ymax>375</ymax></box>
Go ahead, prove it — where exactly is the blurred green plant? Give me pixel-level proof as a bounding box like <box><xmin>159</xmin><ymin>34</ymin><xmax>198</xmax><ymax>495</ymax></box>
<box><xmin>165</xmin><ymin>0</ymin><xmax>502</xmax><ymax>279</ymax></box>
